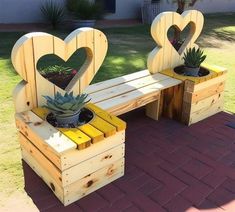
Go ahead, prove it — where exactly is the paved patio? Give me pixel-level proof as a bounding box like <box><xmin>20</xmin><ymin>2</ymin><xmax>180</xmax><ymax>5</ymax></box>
<box><xmin>22</xmin><ymin>109</ymin><xmax>235</xmax><ymax>211</ymax></box>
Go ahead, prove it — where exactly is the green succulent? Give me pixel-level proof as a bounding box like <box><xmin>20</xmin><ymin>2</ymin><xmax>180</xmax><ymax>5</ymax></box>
<box><xmin>183</xmin><ymin>47</ymin><xmax>207</xmax><ymax>68</ymax></box>
<box><xmin>43</xmin><ymin>92</ymin><xmax>90</xmax><ymax>117</ymax></box>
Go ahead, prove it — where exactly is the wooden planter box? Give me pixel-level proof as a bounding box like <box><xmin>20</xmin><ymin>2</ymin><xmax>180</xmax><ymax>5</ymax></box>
<box><xmin>160</xmin><ymin>64</ymin><xmax>227</xmax><ymax>125</ymax></box>
<box><xmin>15</xmin><ymin>103</ymin><xmax>126</xmax><ymax>206</ymax></box>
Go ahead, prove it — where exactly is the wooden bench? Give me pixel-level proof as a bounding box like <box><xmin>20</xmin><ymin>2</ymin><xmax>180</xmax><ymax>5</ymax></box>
<box><xmin>85</xmin><ymin>70</ymin><xmax>182</xmax><ymax>120</ymax></box>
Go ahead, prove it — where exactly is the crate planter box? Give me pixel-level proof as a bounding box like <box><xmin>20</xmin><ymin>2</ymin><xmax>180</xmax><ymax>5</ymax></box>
<box><xmin>160</xmin><ymin>64</ymin><xmax>227</xmax><ymax>125</ymax></box>
<box><xmin>15</xmin><ymin>103</ymin><xmax>126</xmax><ymax>206</ymax></box>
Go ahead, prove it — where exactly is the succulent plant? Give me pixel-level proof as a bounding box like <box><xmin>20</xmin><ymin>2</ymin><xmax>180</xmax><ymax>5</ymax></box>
<box><xmin>43</xmin><ymin>92</ymin><xmax>90</xmax><ymax>117</ymax></box>
<box><xmin>183</xmin><ymin>47</ymin><xmax>207</xmax><ymax>68</ymax></box>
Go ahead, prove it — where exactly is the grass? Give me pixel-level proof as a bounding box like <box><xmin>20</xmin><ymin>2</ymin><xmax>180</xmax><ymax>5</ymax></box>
<box><xmin>1</xmin><ymin>13</ymin><xmax>235</xmax><ymax>205</ymax></box>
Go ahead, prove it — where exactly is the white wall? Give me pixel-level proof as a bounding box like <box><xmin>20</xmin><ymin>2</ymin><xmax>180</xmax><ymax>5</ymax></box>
<box><xmin>0</xmin><ymin>0</ymin><xmax>235</xmax><ymax>23</ymax></box>
<box><xmin>0</xmin><ymin>0</ymin><xmax>64</xmax><ymax>23</ymax></box>
<box><xmin>105</xmin><ymin>0</ymin><xmax>142</xmax><ymax>20</ymax></box>
<box><xmin>159</xmin><ymin>0</ymin><xmax>235</xmax><ymax>14</ymax></box>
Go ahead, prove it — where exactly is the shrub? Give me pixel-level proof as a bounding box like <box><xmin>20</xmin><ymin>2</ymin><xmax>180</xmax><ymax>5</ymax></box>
<box><xmin>41</xmin><ymin>0</ymin><xmax>65</xmax><ymax>29</ymax></box>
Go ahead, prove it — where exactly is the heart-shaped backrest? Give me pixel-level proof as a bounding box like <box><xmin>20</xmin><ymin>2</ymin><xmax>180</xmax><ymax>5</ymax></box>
<box><xmin>12</xmin><ymin>28</ymin><xmax>108</xmax><ymax>113</ymax></box>
<box><xmin>148</xmin><ymin>10</ymin><xmax>204</xmax><ymax>74</ymax></box>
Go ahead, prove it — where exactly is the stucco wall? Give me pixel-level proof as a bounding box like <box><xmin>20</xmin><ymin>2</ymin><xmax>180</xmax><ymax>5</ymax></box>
<box><xmin>0</xmin><ymin>0</ymin><xmax>64</xmax><ymax>23</ymax></box>
<box><xmin>0</xmin><ymin>0</ymin><xmax>235</xmax><ymax>23</ymax></box>
<box><xmin>105</xmin><ymin>0</ymin><xmax>142</xmax><ymax>20</ymax></box>
<box><xmin>159</xmin><ymin>0</ymin><xmax>235</xmax><ymax>13</ymax></box>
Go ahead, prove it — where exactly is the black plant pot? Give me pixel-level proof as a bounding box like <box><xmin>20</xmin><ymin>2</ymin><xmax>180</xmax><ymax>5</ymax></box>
<box><xmin>184</xmin><ymin>66</ymin><xmax>200</xmax><ymax>77</ymax></box>
<box><xmin>55</xmin><ymin>111</ymin><xmax>80</xmax><ymax>126</ymax></box>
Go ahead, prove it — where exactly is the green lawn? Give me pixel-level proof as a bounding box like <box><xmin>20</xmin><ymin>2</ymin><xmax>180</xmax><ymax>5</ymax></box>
<box><xmin>1</xmin><ymin>13</ymin><xmax>235</xmax><ymax>205</ymax></box>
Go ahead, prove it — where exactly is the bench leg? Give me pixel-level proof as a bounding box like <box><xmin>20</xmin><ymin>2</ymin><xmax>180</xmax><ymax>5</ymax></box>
<box><xmin>145</xmin><ymin>100</ymin><xmax>160</xmax><ymax>120</ymax></box>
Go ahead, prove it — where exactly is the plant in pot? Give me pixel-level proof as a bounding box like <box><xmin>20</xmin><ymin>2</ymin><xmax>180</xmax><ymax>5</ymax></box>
<box><xmin>40</xmin><ymin>0</ymin><xmax>65</xmax><ymax>29</ymax></box>
<box><xmin>183</xmin><ymin>47</ymin><xmax>207</xmax><ymax>77</ymax></box>
<box><xmin>66</xmin><ymin>0</ymin><xmax>103</xmax><ymax>28</ymax></box>
<box><xmin>43</xmin><ymin>91</ymin><xmax>91</xmax><ymax>126</ymax></box>
<box><xmin>39</xmin><ymin>65</ymin><xmax>77</xmax><ymax>90</ymax></box>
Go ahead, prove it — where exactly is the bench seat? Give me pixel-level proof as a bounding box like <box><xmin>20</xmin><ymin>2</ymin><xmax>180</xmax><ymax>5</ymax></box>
<box><xmin>85</xmin><ymin>70</ymin><xmax>182</xmax><ymax>119</ymax></box>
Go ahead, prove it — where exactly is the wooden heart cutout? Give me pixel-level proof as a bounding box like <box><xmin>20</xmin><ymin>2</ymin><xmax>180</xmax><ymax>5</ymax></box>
<box><xmin>167</xmin><ymin>23</ymin><xmax>192</xmax><ymax>53</ymax></box>
<box><xmin>148</xmin><ymin>10</ymin><xmax>204</xmax><ymax>74</ymax></box>
<box><xmin>12</xmin><ymin>28</ymin><xmax>108</xmax><ymax>113</ymax></box>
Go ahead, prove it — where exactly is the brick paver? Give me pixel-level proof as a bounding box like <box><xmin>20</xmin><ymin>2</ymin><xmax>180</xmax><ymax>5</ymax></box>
<box><xmin>22</xmin><ymin>110</ymin><xmax>235</xmax><ymax>211</ymax></box>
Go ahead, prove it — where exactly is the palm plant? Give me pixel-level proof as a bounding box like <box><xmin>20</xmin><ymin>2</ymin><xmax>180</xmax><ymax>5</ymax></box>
<box><xmin>41</xmin><ymin>0</ymin><xmax>65</xmax><ymax>29</ymax></box>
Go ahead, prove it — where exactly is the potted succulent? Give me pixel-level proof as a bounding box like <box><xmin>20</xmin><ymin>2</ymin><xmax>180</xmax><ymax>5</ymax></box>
<box><xmin>183</xmin><ymin>47</ymin><xmax>207</xmax><ymax>77</ymax></box>
<box><xmin>66</xmin><ymin>0</ymin><xmax>103</xmax><ymax>28</ymax></box>
<box><xmin>43</xmin><ymin>91</ymin><xmax>90</xmax><ymax>126</ymax></box>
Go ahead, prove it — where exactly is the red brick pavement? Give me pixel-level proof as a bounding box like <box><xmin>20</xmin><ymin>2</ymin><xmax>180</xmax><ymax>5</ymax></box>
<box><xmin>22</xmin><ymin>109</ymin><xmax>235</xmax><ymax>211</ymax></box>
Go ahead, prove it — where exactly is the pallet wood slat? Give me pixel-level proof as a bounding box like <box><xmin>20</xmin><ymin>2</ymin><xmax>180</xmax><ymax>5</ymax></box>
<box><xmin>184</xmin><ymin>72</ymin><xmax>227</xmax><ymax>92</ymax></box>
<box><xmin>32</xmin><ymin>107</ymin><xmax>105</xmax><ymax>144</ymax></box>
<box><xmin>21</xmin><ymin>147</ymin><xmax>64</xmax><ymax>203</ymax></box>
<box><xmin>183</xmin><ymin>92</ymin><xmax>224</xmax><ymax>114</ymax></box>
<box><xmin>89</xmin><ymin>73</ymin><xmax>169</xmax><ymax>103</ymax></box>
<box><xmin>89</xmin><ymin>116</ymin><xmax>117</xmax><ymax>137</ymax></box>
<box><xmin>15</xmin><ymin>111</ymin><xmax>77</xmax><ymax>154</ymax></box>
<box><xmin>19</xmin><ymin>133</ymin><xmax>62</xmax><ymax>186</ymax></box>
<box><xmin>184</xmin><ymin>98</ymin><xmax>224</xmax><ymax>124</ymax></box>
<box><xmin>78</xmin><ymin>124</ymin><xmax>104</xmax><ymax>144</ymax></box>
<box><xmin>86</xmin><ymin>103</ymin><xmax>127</xmax><ymax>131</ymax></box>
<box><xmin>184</xmin><ymin>81</ymin><xmax>225</xmax><ymax>104</ymax></box>
<box><xmin>61</xmin><ymin>130</ymin><xmax>125</xmax><ymax>170</ymax></box>
<box><xmin>96</xmin><ymin>76</ymin><xmax>181</xmax><ymax>115</ymax></box>
<box><xmin>62</xmin><ymin>145</ymin><xmax>125</xmax><ymax>186</ymax></box>
<box><xmin>64</xmin><ymin>158</ymin><xmax>124</xmax><ymax>206</ymax></box>
<box><xmin>84</xmin><ymin>70</ymin><xmax>150</xmax><ymax>94</ymax></box>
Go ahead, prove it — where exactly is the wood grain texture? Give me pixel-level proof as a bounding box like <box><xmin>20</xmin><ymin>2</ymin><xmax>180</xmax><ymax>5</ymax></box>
<box><xmin>148</xmin><ymin>10</ymin><xmax>204</xmax><ymax>74</ymax></box>
<box><xmin>64</xmin><ymin>158</ymin><xmax>124</xmax><ymax>206</ymax></box>
<box><xmin>161</xmin><ymin>83</ymin><xmax>184</xmax><ymax>121</ymax></box>
<box><xmin>12</xmin><ymin>28</ymin><xmax>108</xmax><ymax>113</ymax></box>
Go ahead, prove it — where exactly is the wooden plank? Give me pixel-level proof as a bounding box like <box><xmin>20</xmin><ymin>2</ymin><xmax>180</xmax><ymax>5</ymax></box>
<box><xmin>201</xmin><ymin>63</ymin><xmax>227</xmax><ymax>75</ymax></box>
<box><xmin>145</xmin><ymin>100</ymin><xmax>160</xmax><ymax>120</ymax></box>
<box><xmin>12</xmin><ymin>35</ymin><xmax>39</xmax><ymax>112</ymax></box>
<box><xmin>78</xmin><ymin>124</ymin><xmax>104</xmax><ymax>144</ymax></box>
<box><xmin>62</xmin><ymin>144</ymin><xmax>125</xmax><ymax>186</ymax></box>
<box><xmin>32</xmin><ymin>34</ymin><xmax>55</xmax><ymax>106</ymax></box>
<box><xmin>15</xmin><ymin>111</ymin><xmax>76</xmax><ymax>167</ymax></box>
<box><xmin>32</xmin><ymin>107</ymin><xmax>104</xmax><ymax>144</ymax></box>
<box><xmin>184</xmin><ymin>92</ymin><xmax>224</xmax><ymax>115</ymax></box>
<box><xmin>61</xmin><ymin>130</ymin><xmax>125</xmax><ymax>171</ymax></box>
<box><xmin>89</xmin><ymin>73</ymin><xmax>169</xmax><ymax>103</ymax></box>
<box><xmin>21</xmin><ymin>148</ymin><xmax>64</xmax><ymax>203</ymax></box>
<box><xmin>32</xmin><ymin>107</ymin><xmax>49</xmax><ymax>120</ymax></box>
<box><xmin>59</xmin><ymin>128</ymin><xmax>91</xmax><ymax>150</ymax></box>
<box><xmin>64</xmin><ymin>158</ymin><xmax>125</xmax><ymax>206</ymax></box>
<box><xmin>188</xmin><ymin>98</ymin><xmax>224</xmax><ymax>125</ymax></box>
<box><xmin>19</xmin><ymin>133</ymin><xmax>62</xmax><ymax>187</ymax></box>
<box><xmin>96</xmin><ymin>77</ymin><xmax>181</xmax><ymax>115</ymax></box>
<box><xmin>89</xmin><ymin>116</ymin><xmax>116</xmax><ymax>137</ymax></box>
<box><xmin>184</xmin><ymin>81</ymin><xmax>225</xmax><ymax>104</ymax></box>
<box><xmin>86</xmin><ymin>103</ymin><xmax>126</xmax><ymax>131</ymax></box>
<box><xmin>185</xmin><ymin>74</ymin><xmax>227</xmax><ymax>93</ymax></box>
<box><xmin>161</xmin><ymin>83</ymin><xmax>184</xmax><ymax>121</ymax></box>
<box><xmin>105</xmin><ymin>90</ymin><xmax>160</xmax><ymax>116</ymax></box>
<box><xmin>84</xmin><ymin>70</ymin><xmax>150</xmax><ymax>94</ymax></box>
